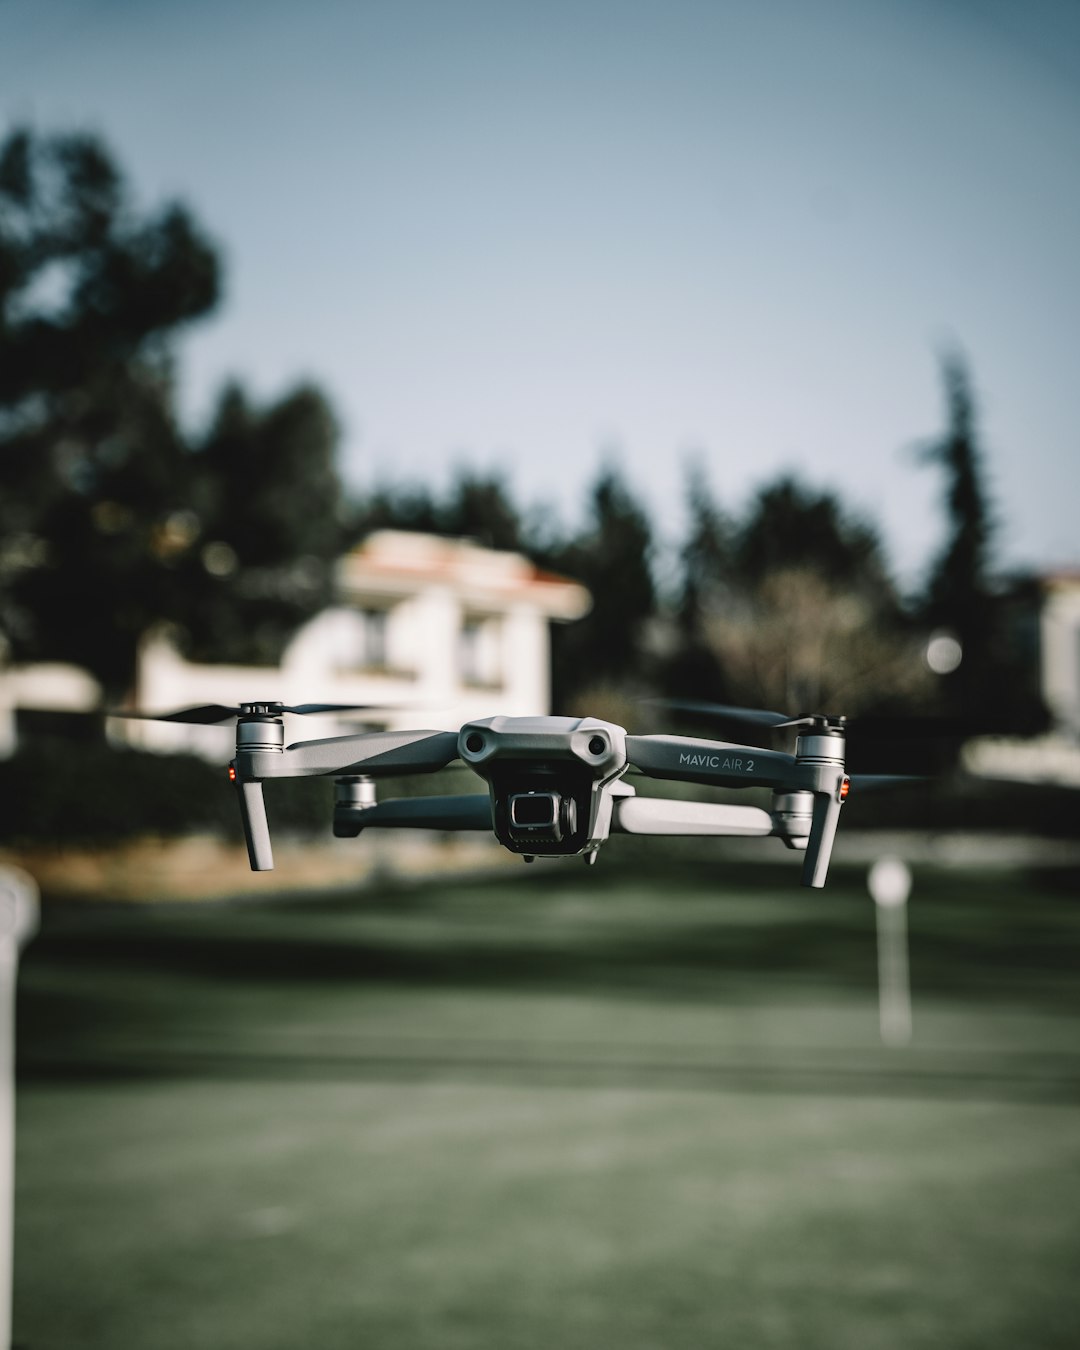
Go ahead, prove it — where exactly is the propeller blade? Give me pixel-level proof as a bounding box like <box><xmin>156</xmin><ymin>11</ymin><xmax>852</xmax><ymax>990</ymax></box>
<box><xmin>839</xmin><ymin>714</ymin><xmax>973</xmax><ymax>739</ymax></box>
<box><xmin>847</xmin><ymin>773</ymin><xmax>927</xmax><ymax>791</ymax></box>
<box><xmin>648</xmin><ymin>698</ymin><xmax>788</xmax><ymax>727</ymax></box>
<box><xmin>282</xmin><ymin>702</ymin><xmax>392</xmax><ymax>716</ymax></box>
<box><xmin>655</xmin><ymin>699</ymin><xmax>984</xmax><ymax>742</ymax></box>
<box><xmin>284</xmin><ymin>728</ymin><xmax>461</xmax><ymax>777</ymax></box>
<box><xmin>111</xmin><ymin>701</ymin><xmax>410</xmax><ymax>725</ymax></box>
<box><xmin>111</xmin><ymin>704</ymin><xmax>244</xmax><ymax>725</ymax></box>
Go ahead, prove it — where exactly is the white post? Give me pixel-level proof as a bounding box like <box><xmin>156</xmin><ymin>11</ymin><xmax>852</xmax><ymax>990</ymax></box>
<box><xmin>867</xmin><ymin>857</ymin><xmax>912</xmax><ymax>1047</ymax></box>
<box><xmin>0</xmin><ymin>868</ymin><xmax>39</xmax><ymax>1350</ymax></box>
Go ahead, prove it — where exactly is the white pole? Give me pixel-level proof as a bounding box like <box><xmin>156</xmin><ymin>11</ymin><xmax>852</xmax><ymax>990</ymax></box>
<box><xmin>0</xmin><ymin>868</ymin><xmax>39</xmax><ymax>1350</ymax></box>
<box><xmin>867</xmin><ymin>857</ymin><xmax>912</xmax><ymax>1047</ymax></box>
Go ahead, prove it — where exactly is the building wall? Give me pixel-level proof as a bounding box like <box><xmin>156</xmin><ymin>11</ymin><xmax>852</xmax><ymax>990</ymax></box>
<box><xmin>0</xmin><ymin>663</ymin><xmax>102</xmax><ymax>759</ymax></box>
<box><xmin>1041</xmin><ymin>579</ymin><xmax>1080</xmax><ymax>739</ymax></box>
<box><xmin>104</xmin><ymin>531</ymin><xmax>589</xmax><ymax>760</ymax></box>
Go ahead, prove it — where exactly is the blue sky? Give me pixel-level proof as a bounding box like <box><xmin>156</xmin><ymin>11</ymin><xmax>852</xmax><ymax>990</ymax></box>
<box><xmin>3</xmin><ymin>0</ymin><xmax>1078</xmax><ymax>584</ymax></box>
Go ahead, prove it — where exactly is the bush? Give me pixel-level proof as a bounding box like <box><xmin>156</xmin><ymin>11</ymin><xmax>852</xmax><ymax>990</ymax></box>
<box><xmin>0</xmin><ymin>737</ymin><xmax>333</xmax><ymax>847</ymax></box>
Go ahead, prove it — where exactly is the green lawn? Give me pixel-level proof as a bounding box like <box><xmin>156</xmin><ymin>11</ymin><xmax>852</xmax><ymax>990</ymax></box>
<box><xmin>14</xmin><ymin>859</ymin><xmax>1080</xmax><ymax>1348</ymax></box>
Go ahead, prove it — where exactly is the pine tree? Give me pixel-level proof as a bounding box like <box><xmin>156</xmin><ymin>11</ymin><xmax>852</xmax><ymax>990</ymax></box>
<box><xmin>919</xmin><ymin>355</ymin><xmax>999</xmax><ymax>716</ymax></box>
<box><xmin>544</xmin><ymin>464</ymin><xmax>656</xmax><ymax>709</ymax></box>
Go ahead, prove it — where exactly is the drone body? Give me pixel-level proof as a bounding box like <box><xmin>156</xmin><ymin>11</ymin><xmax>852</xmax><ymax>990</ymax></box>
<box><xmin>115</xmin><ymin>695</ymin><xmax>930</xmax><ymax>887</ymax></box>
<box><xmin>171</xmin><ymin>704</ymin><xmax>859</xmax><ymax>888</ymax></box>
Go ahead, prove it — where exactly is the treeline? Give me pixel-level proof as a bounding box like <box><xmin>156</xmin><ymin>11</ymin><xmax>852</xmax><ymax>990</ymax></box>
<box><xmin>355</xmin><ymin>411</ymin><xmax>1040</xmax><ymax>736</ymax></box>
<box><xmin>0</xmin><ymin>127</ymin><xmax>1043</xmax><ymax>736</ymax></box>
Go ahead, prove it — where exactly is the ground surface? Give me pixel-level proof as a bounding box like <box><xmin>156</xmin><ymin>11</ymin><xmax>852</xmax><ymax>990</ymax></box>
<box><xmin>13</xmin><ymin>857</ymin><xmax>1080</xmax><ymax>1348</ymax></box>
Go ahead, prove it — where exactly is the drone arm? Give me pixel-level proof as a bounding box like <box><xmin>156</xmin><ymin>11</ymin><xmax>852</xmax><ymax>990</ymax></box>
<box><xmin>625</xmin><ymin>734</ymin><xmax>799</xmax><ymax>790</ymax></box>
<box><xmin>240</xmin><ymin>729</ymin><xmax>461</xmax><ymax>780</ymax></box>
<box><xmin>334</xmin><ymin>793</ymin><xmax>493</xmax><ymax>836</ymax></box>
<box><xmin>612</xmin><ymin>796</ymin><xmax>774</xmax><ymax>837</ymax></box>
<box><xmin>236</xmin><ymin>778</ymin><xmax>274</xmax><ymax>871</ymax></box>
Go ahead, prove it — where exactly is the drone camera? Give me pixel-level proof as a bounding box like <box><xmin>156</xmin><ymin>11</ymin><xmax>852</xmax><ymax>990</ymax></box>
<box><xmin>507</xmin><ymin>790</ymin><xmax>577</xmax><ymax>845</ymax></box>
<box><xmin>491</xmin><ymin>768</ymin><xmax>594</xmax><ymax>855</ymax></box>
<box><xmin>509</xmin><ymin>791</ymin><xmax>560</xmax><ymax>829</ymax></box>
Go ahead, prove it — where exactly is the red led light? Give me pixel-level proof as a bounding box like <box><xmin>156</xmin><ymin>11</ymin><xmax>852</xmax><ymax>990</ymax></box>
<box><xmin>228</xmin><ymin>765</ymin><xmax>237</xmax><ymax>782</ymax></box>
<box><xmin>839</xmin><ymin>777</ymin><xmax>850</xmax><ymax>801</ymax></box>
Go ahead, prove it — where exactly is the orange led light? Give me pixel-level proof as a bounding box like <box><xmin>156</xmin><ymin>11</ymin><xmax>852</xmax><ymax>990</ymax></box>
<box><xmin>228</xmin><ymin>765</ymin><xmax>237</xmax><ymax>781</ymax></box>
<box><xmin>839</xmin><ymin>777</ymin><xmax>850</xmax><ymax>801</ymax></box>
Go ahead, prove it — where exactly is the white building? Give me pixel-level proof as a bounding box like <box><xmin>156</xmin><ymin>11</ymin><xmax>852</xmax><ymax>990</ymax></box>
<box><xmin>0</xmin><ymin>662</ymin><xmax>102</xmax><ymax>760</ymax></box>
<box><xmin>964</xmin><ymin>570</ymin><xmax>1080</xmax><ymax>786</ymax></box>
<box><xmin>0</xmin><ymin>531</ymin><xmax>591</xmax><ymax>760</ymax></box>
<box><xmin>1039</xmin><ymin>570</ymin><xmax>1080</xmax><ymax>740</ymax></box>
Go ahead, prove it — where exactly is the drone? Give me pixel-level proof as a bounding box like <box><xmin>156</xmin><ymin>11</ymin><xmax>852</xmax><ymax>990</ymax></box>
<box><xmin>120</xmin><ymin>700</ymin><xmax>927</xmax><ymax>888</ymax></box>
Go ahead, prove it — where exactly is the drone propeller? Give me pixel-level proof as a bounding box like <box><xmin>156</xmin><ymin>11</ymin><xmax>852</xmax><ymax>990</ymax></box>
<box><xmin>651</xmin><ymin>699</ymin><xmax>975</xmax><ymax>742</ymax></box>
<box><xmin>649</xmin><ymin>699</ymin><xmax>791</xmax><ymax>728</ymax></box>
<box><xmin>112</xmin><ymin>701</ymin><xmax>398</xmax><ymax>725</ymax></box>
<box><xmin>847</xmin><ymin>773</ymin><xmax>926</xmax><ymax>790</ymax></box>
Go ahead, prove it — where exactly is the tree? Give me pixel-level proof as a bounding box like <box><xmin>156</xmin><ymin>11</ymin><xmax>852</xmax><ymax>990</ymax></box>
<box><xmin>697</xmin><ymin>564</ymin><xmax>927</xmax><ymax>717</ymax></box>
<box><xmin>918</xmin><ymin>355</ymin><xmax>1045</xmax><ymax>732</ymax></box>
<box><xmin>677</xmin><ymin>460</ymin><xmax>731</xmax><ymax>624</ymax></box>
<box><xmin>442</xmin><ymin>468</ymin><xmax>523</xmax><ymax>552</ymax></box>
<box><xmin>0</xmin><ymin>127</ymin><xmax>347</xmax><ymax>691</ymax></box>
<box><xmin>354</xmin><ymin>467</ymin><xmax>524</xmax><ymax>553</ymax></box>
<box><xmin>919</xmin><ymin>356</ymin><xmax>997</xmax><ymax>702</ymax></box>
<box><xmin>672</xmin><ymin>471</ymin><xmax>924</xmax><ymax>717</ymax></box>
<box><xmin>184</xmin><ymin>381</ymin><xmax>346</xmax><ymax>664</ymax></box>
<box><xmin>542</xmin><ymin>463</ymin><xmax>657</xmax><ymax>711</ymax></box>
<box><xmin>735</xmin><ymin>475</ymin><xmax>894</xmax><ymax>600</ymax></box>
<box><xmin>665</xmin><ymin>460</ymin><xmax>732</xmax><ymax>700</ymax></box>
<box><xmin>0</xmin><ymin>127</ymin><xmax>218</xmax><ymax>694</ymax></box>
<box><xmin>354</xmin><ymin>481</ymin><xmax>442</xmax><ymax>539</ymax></box>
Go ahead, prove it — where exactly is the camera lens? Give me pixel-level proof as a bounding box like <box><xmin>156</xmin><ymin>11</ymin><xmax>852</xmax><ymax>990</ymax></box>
<box><xmin>588</xmin><ymin>736</ymin><xmax>606</xmax><ymax>755</ymax></box>
<box><xmin>509</xmin><ymin>793</ymin><xmax>559</xmax><ymax>828</ymax></box>
<box><xmin>465</xmin><ymin>732</ymin><xmax>485</xmax><ymax>754</ymax></box>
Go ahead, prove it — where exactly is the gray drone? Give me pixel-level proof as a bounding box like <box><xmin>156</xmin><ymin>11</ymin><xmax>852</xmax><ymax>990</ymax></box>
<box><xmin>124</xmin><ymin>701</ymin><xmax>927</xmax><ymax>887</ymax></box>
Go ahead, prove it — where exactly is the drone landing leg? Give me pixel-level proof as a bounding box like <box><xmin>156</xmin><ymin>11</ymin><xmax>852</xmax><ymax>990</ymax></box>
<box><xmin>236</xmin><ymin>779</ymin><xmax>274</xmax><ymax>871</ymax></box>
<box><xmin>802</xmin><ymin>790</ymin><xmax>843</xmax><ymax>888</ymax></box>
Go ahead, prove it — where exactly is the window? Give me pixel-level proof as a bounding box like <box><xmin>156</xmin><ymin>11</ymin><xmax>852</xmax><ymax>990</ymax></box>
<box><xmin>324</xmin><ymin>608</ymin><xmax>392</xmax><ymax>675</ymax></box>
<box><xmin>363</xmin><ymin>609</ymin><xmax>388</xmax><ymax>671</ymax></box>
<box><xmin>459</xmin><ymin>616</ymin><xmax>502</xmax><ymax>689</ymax></box>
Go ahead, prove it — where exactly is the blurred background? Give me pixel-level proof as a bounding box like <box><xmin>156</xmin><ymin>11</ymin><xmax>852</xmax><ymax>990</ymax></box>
<box><xmin>1</xmin><ymin>1</ymin><xmax>1079</xmax><ymax>1347</ymax></box>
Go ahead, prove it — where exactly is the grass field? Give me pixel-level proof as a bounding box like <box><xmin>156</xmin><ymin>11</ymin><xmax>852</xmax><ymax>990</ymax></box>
<box><xmin>13</xmin><ymin>857</ymin><xmax>1080</xmax><ymax>1348</ymax></box>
